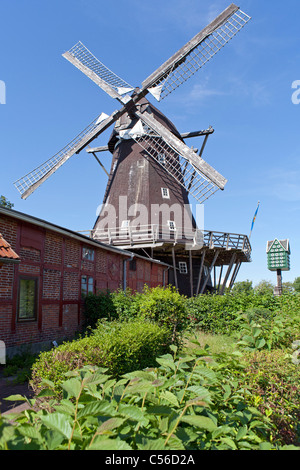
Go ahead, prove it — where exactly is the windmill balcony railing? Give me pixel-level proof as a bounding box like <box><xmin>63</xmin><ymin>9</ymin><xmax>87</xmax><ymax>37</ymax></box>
<box><xmin>77</xmin><ymin>225</ymin><xmax>252</xmax><ymax>256</ymax></box>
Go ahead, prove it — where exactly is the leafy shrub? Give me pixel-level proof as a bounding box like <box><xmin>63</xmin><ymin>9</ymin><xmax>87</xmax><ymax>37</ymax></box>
<box><xmin>84</xmin><ymin>286</ymin><xmax>189</xmax><ymax>346</ymax></box>
<box><xmin>237</xmin><ymin>308</ymin><xmax>299</xmax><ymax>352</ymax></box>
<box><xmin>242</xmin><ymin>349</ymin><xmax>300</xmax><ymax>446</ymax></box>
<box><xmin>185</xmin><ymin>294</ymin><xmax>242</xmax><ymax>334</ymax></box>
<box><xmin>137</xmin><ymin>285</ymin><xmax>188</xmax><ymax>345</ymax></box>
<box><xmin>3</xmin><ymin>352</ymin><xmax>38</xmax><ymax>383</ymax></box>
<box><xmin>110</xmin><ymin>288</ymin><xmax>143</xmax><ymax>321</ymax></box>
<box><xmin>83</xmin><ymin>291</ymin><xmax>117</xmax><ymax>330</ymax></box>
<box><xmin>185</xmin><ymin>291</ymin><xmax>298</xmax><ymax>336</ymax></box>
<box><xmin>2</xmin><ymin>342</ymin><xmax>295</xmax><ymax>451</ymax></box>
<box><xmin>30</xmin><ymin>320</ymin><xmax>169</xmax><ymax>396</ymax></box>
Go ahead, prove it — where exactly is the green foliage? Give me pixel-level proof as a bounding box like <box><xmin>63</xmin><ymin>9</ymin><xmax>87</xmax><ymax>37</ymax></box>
<box><xmin>242</xmin><ymin>349</ymin><xmax>300</xmax><ymax>446</ymax></box>
<box><xmin>231</xmin><ymin>280</ymin><xmax>253</xmax><ymax>295</ymax></box>
<box><xmin>294</xmin><ymin>277</ymin><xmax>300</xmax><ymax>293</ymax></box>
<box><xmin>254</xmin><ymin>280</ymin><xmax>274</xmax><ymax>296</ymax></box>
<box><xmin>110</xmin><ymin>288</ymin><xmax>143</xmax><ymax>321</ymax></box>
<box><xmin>30</xmin><ymin>320</ymin><xmax>169</xmax><ymax>397</ymax></box>
<box><xmin>3</xmin><ymin>353</ymin><xmax>38</xmax><ymax>384</ymax></box>
<box><xmin>237</xmin><ymin>308</ymin><xmax>299</xmax><ymax>352</ymax></box>
<box><xmin>2</xmin><ymin>343</ymin><xmax>295</xmax><ymax>451</ymax></box>
<box><xmin>83</xmin><ymin>291</ymin><xmax>117</xmax><ymax>329</ymax></box>
<box><xmin>84</xmin><ymin>286</ymin><xmax>189</xmax><ymax>345</ymax></box>
<box><xmin>0</xmin><ymin>195</ymin><xmax>14</xmax><ymax>209</ymax></box>
<box><xmin>1</xmin><ymin>288</ymin><xmax>299</xmax><ymax>450</ymax></box>
<box><xmin>184</xmin><ymin>290</ymin><xmax>298</xmax><ymax>336</ymax></box>
<box><xmin>137</xmin><ymin>286</ymin><xmax>188</xmax><ymax>345</ymax></box>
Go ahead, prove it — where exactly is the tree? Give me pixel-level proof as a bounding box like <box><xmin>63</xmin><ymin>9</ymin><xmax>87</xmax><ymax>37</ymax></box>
<box><xmin>282</xmin><ymin>282</ymin><xmax>295</xmax><ymax>293</ymax></box>
<box><xmin>254</xmin><ymin>280</ymin><xmax>274</xmax><ymax>295</ymax></box>
<box><xmin>293</xmin><ymin>277</ymin><xmax>300</xmax><ymax>293</ymax></box>
<box><xmin>0</xmin><ymin>195</ymin><xmax>14</xmax><ymax>209</ymax></box>
<box><xmin>231</xmin><ymin>280</ymin><xmax>253</xmax><ymax>295</ymax></box>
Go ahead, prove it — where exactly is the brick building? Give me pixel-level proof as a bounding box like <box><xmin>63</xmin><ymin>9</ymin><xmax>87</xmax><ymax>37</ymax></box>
<box><xmin>0</xmin><ymin>207</ymin><xmax>169</xmax><ymax>356</ymax></box>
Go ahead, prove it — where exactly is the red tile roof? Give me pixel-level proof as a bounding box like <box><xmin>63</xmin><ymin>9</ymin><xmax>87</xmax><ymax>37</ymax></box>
<box><xmin>0</xmin><ymin>233</ymin><xmax>20</xmax><ymax>263</ymax></box>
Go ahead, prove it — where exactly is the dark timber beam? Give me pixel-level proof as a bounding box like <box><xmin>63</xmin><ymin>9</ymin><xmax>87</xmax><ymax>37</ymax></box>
<box><xmin>196</xmin><ymin>249</ymin><xmax>206</xmax><ymax>296</ymax></box>
<box><xmin>220</xmin><ymin>253</ymin><xmax>237</xmax><ymax>295</ymax></box>
<box><xmin>200</xmin><ymin>250</ymin><xmax>219</xmax><ymax>295</ymax></box>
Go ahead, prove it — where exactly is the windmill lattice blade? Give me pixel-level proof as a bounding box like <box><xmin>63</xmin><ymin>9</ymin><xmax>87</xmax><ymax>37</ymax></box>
<box><xmin>14</xmin><ymin>112</ymin><xmax>119</xmax><ymax>199</ymax></box>
<box><xmin>63</xmin><ymin>41</ymin><xmax>134</xmax><ymax>101</ymax></box>
<box><xmin>142</xmin><ymin>5</ymin><xmax>251</xmax><ymax>101</ymax></box>
<box><xmin>132</xmin><ymin>112</ymin><xmax>226</xmax><ymax>204</ymax></box>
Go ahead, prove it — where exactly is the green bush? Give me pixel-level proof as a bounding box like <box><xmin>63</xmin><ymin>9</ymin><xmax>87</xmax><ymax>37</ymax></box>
<box><xmin>83</xmin><ymin>291</ymin><xmax>117</xmax><ymax>329</ymax></box>
<box><xmin>185</xmin><ymin>291</ymin><xmax>290</xmax><ymax>335</ymax></box>
<box><xmin>237</xmin><ymin>308</ymin><xmax>299</xmax><ymax>352</ymax></box>
<box><xmin>110</xmin><ymin>288</ymin><xmax>143</xmax><ymax>321</ymax></box>
<box><xmin>242</xmin><ymin>349</ymin><xmax>300</xmax><ymax>446</ymax></box>
<box><xmin>84</xmin><ymin>286</ymin><xmax>189</xmax><ymax>346</ymax></box>
<box><xmin>3</xmin><ymin>343</ymin><xmax>295</xmax><ymax>451</ymax></box>
<box><xmin>137</xmin><ymin>285</ymin><xmax>188</xmax><ymax>345</ymax></box>
<box><xmin>30</xmin><ymin>320</ymin><xmax>169</xmax><ymax>396</ymax></box>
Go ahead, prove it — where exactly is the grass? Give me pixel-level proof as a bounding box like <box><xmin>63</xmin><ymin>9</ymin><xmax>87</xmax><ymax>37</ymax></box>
<box><xmin>183</xmin><ymin>329</ymin><xmax>237</xmax><ymax>355</ymax></box>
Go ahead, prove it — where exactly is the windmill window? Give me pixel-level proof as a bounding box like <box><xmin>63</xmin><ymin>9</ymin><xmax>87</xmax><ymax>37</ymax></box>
<box><xmin>121</xmin><ymin>220</ymin><xmax>130</xmax><ymax>229</ymax></box>
<box><xmin>82</xmin><ymin>247</ymin><xmax>94</xmax><ymax>261</ymax></box>
<box><xmin>179</xmin><ymin>262</ymin><xmax>188</xmax><ymax>274</ymax></box>
<box><xmin>137</xmin><ymin>160</ymin><xmax>145</xmax><ymax>168</ymax></box>
<box><xmin>81</xmin><ymin>275</ymin><xmax>94</xmax><ymax>297</ymax></box>
<box><xmin>168</xmin><ymin>220</ymin><xmax>176</xmax><ymax>231</ymax></box>
<box><xmin>162</xmin><ymin>188</ymin><xmax>170</xmax><ymax>199</ymax></box>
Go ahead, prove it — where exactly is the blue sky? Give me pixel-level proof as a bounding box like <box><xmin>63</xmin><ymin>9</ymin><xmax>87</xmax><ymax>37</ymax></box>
<box><xmin>1</xmin><ymin>0</ymin><xmax>300</xmax><ymax>287</ymax></box>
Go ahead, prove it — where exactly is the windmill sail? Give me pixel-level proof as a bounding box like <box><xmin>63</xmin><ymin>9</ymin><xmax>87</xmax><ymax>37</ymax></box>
<box><xmin>142</xmin><ymin>4</ymin><xmax>251</xmax><ymax>101</ymax></box>
<box><xmin>132</xmin><ymin>110</ymin><xmax>227</xmax><ymax>203</ymax></box>
<box><xmin>14</xmin><ymin>112</ymin><xmax>120</xmax><ymax>199</ymax></box>
<box><xmin>63</xmin><ymin>41</ymin><xmax>134</xmax><ymax>102</ymax></box>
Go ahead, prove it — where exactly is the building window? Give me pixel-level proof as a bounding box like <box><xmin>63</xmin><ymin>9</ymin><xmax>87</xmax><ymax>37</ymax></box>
<box><xmin>18</xmin><ymin>277</ymin><xmax>38</xmax><ymax>321</ymax></box>
<box><xmin>81</xmin><ymin>275</ymin><xmax>94</xmax><ymax>296</ymax></box>
<box><xmin>162</xmin><ymin>188</ymin><xmax>170</xmax><ymax>199</ymax></box>
<box><xmin>129</xmin><ymin>258</ymin><xmax>136</xmax><ymax>271</ymax></box>
<box><xmin>137</xmin><ymin>159</ymin><xmax>145</xmax><ymax>168</ymax></box>
<box><xmin>82</xmin><ymin>247</ymin><xmax>94</xmax><ymax>261</ymax></box>
<box><xmin>168</xmin><ymin>220</ymin><xmax>176</xmax><ymax>231</ymax></box>
<box><xmin>179</xmin><ymin>262</ymin><xmax>188</xmax><ymax>274</ymax></box>
<box><xmin>121</xmin><ymin>220</ymin><xmax>130</xmax><ymax>229</ymax></box>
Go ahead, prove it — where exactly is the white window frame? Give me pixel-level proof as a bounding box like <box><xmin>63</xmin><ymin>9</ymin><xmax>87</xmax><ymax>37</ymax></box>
<box><xmin>137</xmin><ymin>159</ymin><xmax>145</xmax><ymax>168</ymax></box>
<box><xmin>161</xmin><ymin>188</ymin><xmax>170</xmax><ymax>199</ymax></box>
<box><xmin>121</xmin><ymin>220</ymin><xmax>130</xmax><ymax>229</ymax></box>
<box><xmin>168</xmin><ymin>220</ymin><xmax>176</xmax><ymax>231</ymax></box>
<box><xmin>179</xmin><ymin>262</ymin><xmax>188</xmax><ymax>274</ymax></box>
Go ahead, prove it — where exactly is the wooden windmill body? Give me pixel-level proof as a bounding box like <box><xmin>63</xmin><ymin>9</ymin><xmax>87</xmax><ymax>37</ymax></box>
<box><xmin>14</xmin><ymin>4</ymin><xmax>252</xmax><ymax>296</ymax></box>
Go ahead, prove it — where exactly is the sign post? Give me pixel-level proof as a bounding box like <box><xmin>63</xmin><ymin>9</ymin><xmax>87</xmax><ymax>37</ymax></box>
<box><xmin>266</xmin><ymin>239</ymin><xmax>290</xmax><ymax>296</ymax></box>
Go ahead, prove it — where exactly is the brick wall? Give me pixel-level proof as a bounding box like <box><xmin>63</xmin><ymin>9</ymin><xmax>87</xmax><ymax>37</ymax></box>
<box><xmin>0</xmin><ymin>211</ymin><xmax>167</xmax><ymax>353</ymax></box>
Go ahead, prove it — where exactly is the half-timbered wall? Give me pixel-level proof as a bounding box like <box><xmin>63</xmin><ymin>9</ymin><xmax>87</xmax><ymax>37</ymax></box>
<box><xmin>0</xmin><ymin>210</ymin><xmax>167</xmax><ymax>354</ymax></box>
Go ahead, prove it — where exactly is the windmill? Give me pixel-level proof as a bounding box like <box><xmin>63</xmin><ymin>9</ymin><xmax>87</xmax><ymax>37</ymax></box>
<box><xmin>14</xmin><ymin>4</ymin><xmax>252</xmax><ymax>296</ymax></box>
